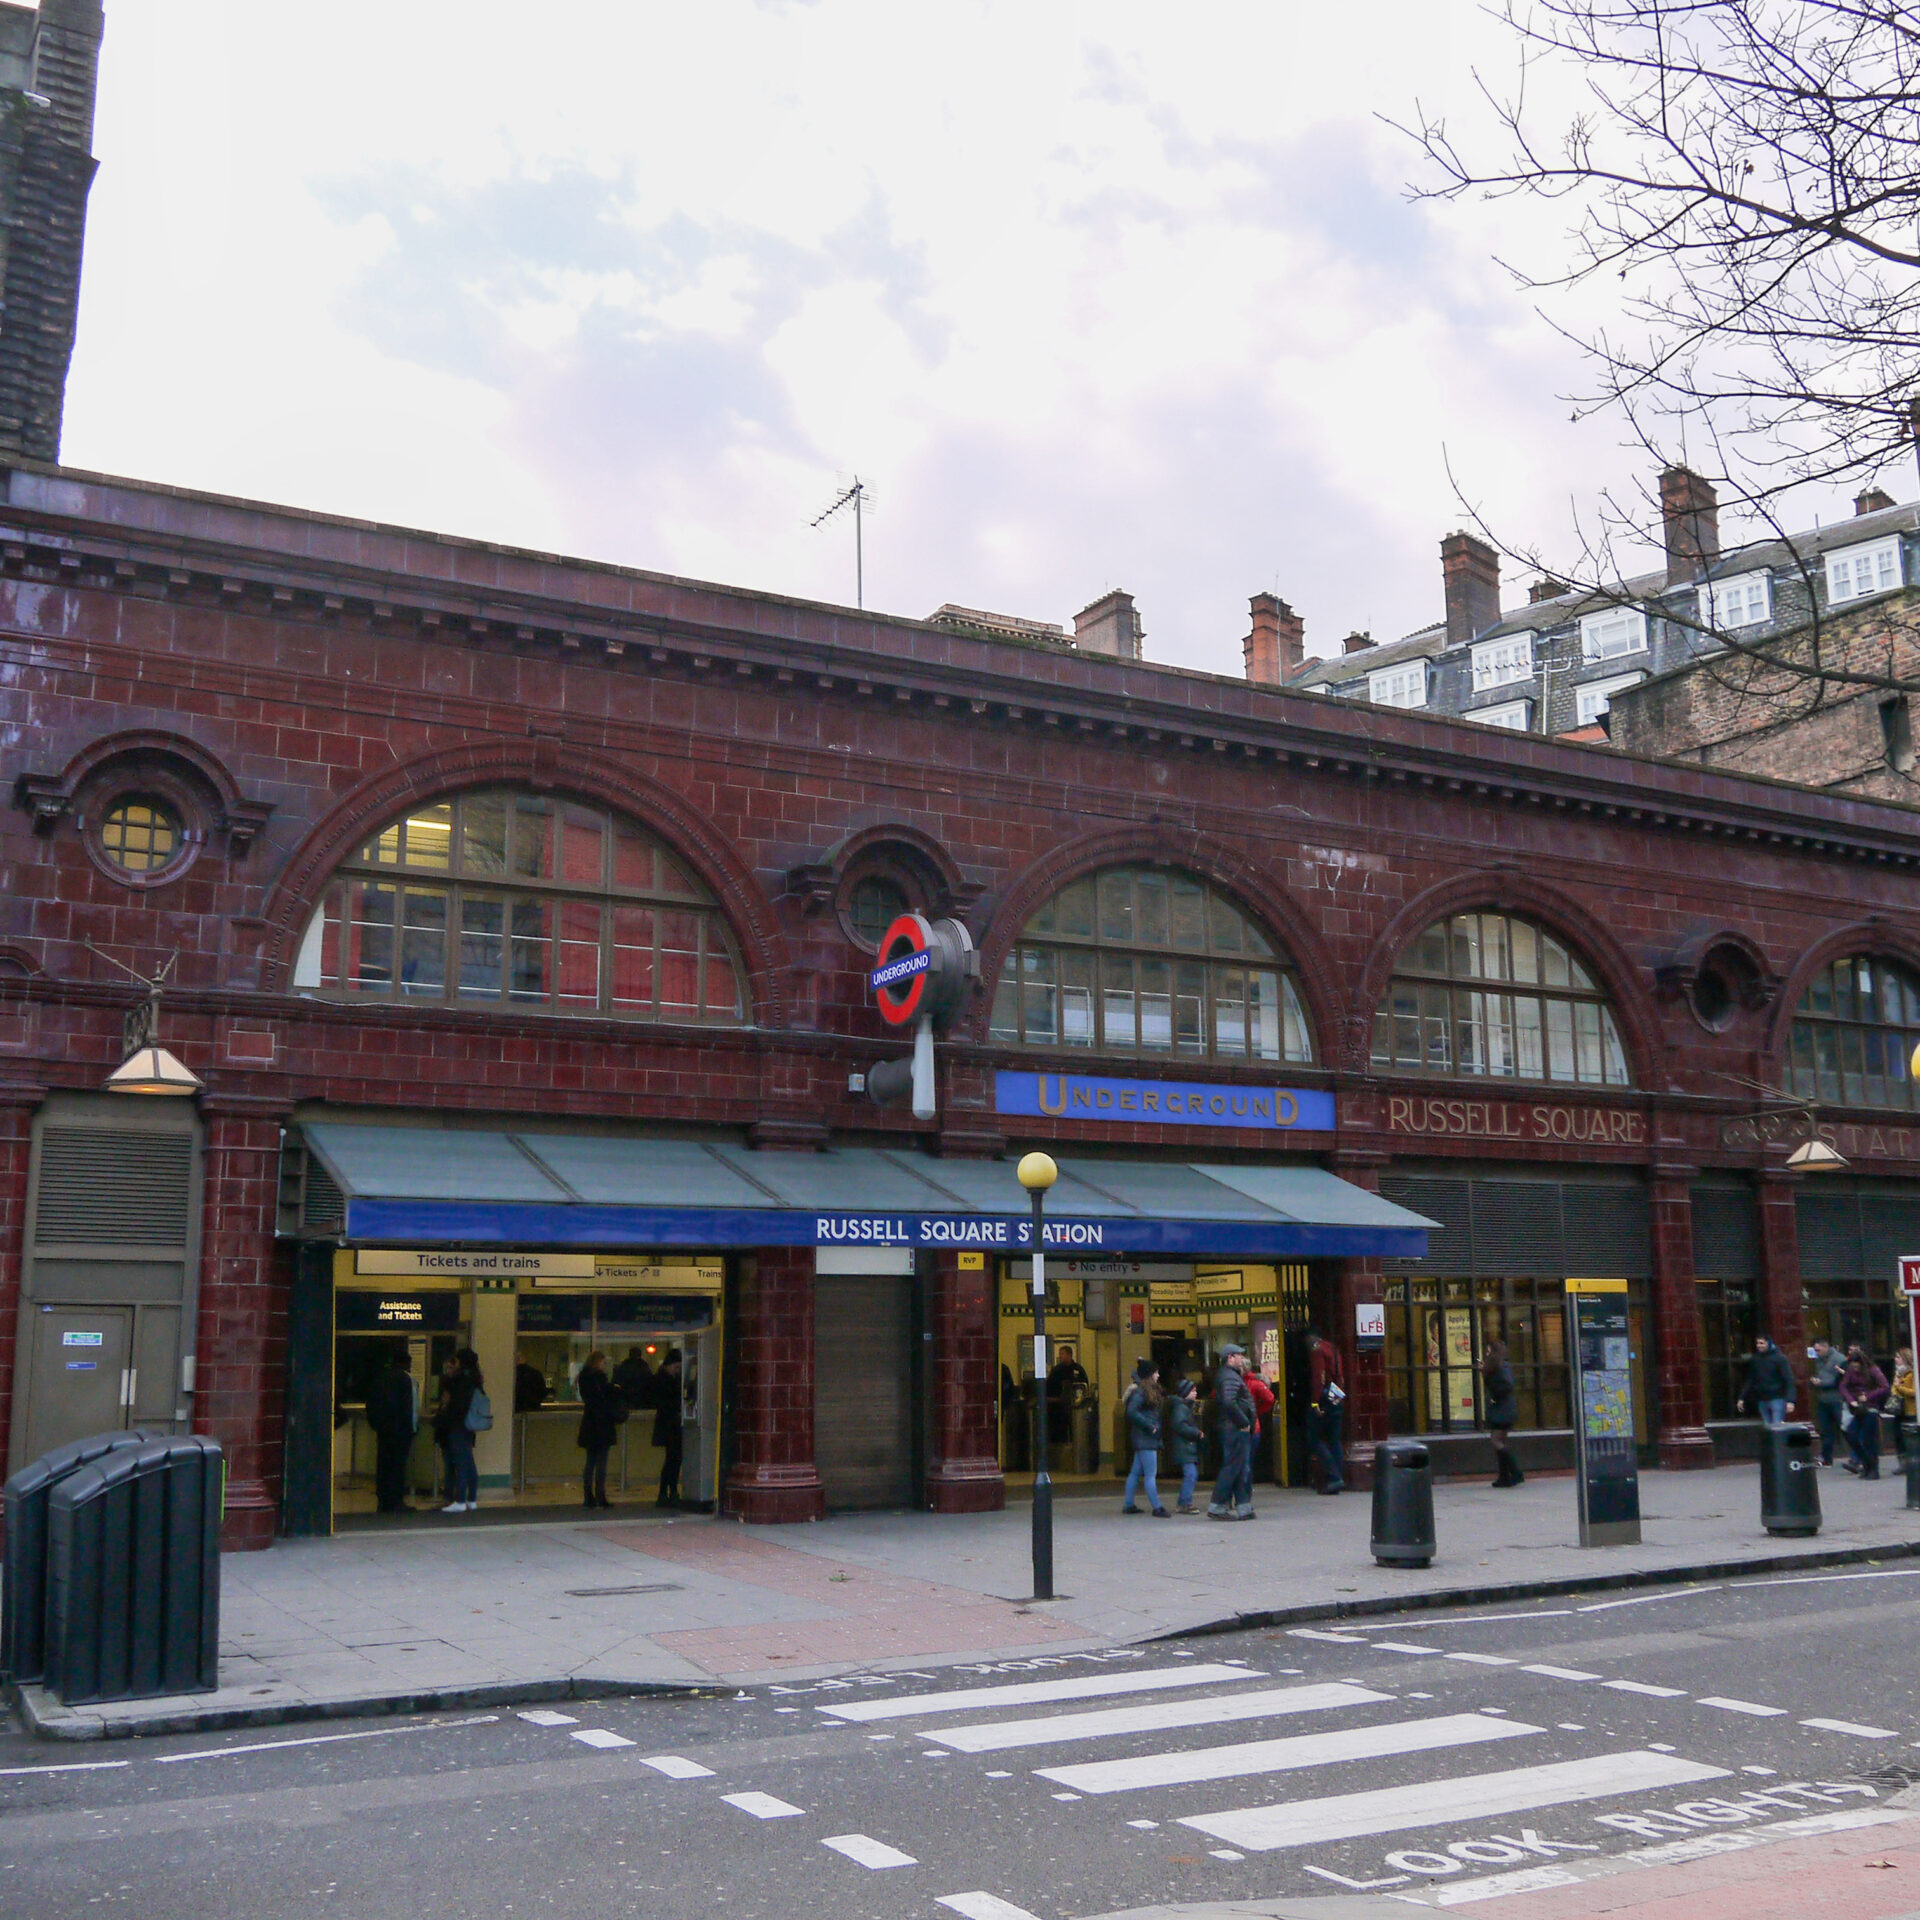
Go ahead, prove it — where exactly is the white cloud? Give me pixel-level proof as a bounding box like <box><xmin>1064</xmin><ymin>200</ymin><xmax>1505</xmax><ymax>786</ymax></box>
<box><xmin>61</xmin><ymin>1</ymin><xmax>1689</xmax><ymax>667</ymax></box>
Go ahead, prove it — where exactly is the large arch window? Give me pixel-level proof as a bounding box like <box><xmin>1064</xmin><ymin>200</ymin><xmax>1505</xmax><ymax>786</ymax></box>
<box><xmin>293</xmin><ymin>789</ymin><xmax>749</xmax><ymax>1024</ymax></box>
<box><xmin>988</xmin><ymin>866</ymin><xmax>1313</xmax><ymax>1064</ymax></box>
<box><xmin>1787</xmin><ymin>953</ymin><xmax>1920</xmax><ymax>1110</ymax></box>
<box><xmin>1372</xmin><ymin>911</ymin><xmax>1630</xmax><ymax>1086</ymax></box>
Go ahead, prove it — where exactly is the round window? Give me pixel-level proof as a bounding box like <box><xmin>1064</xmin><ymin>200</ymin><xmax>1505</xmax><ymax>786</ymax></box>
<box><xmin>99</xmin><ymin>797</ymin><xmax>183</xmax><ymax>875</ymax></box>
<box><xmin>848</xmin><ymin>874</ymin><xmax>911</xmax><ymax>950</ymax></box>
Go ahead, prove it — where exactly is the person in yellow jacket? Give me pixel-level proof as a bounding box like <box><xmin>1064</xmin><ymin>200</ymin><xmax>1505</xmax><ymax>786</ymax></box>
<box><xmin>1892</xmin><ymin>1347</ymin><xmax>1917</xmax><ymax>1464</ymax></box>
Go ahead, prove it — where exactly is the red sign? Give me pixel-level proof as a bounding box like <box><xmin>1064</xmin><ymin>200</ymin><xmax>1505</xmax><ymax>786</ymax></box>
<box><xmin>871</xmin><ymin>914</ymin><xmax>932</xmax><ymax>1027</ymax></box>
<box><xmin>1899</xmin><ymin>1256</ymin><xmax>1920</xmax><ymax>1296</ymax></box>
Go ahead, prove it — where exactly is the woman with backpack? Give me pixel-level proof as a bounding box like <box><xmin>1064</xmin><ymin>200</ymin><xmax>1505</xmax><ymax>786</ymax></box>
<box><xmin>433</xmin><ymin>1348</ymin><xmax>486</xmax><ymax>1514</ymax></box>
<box><xmin>1121</xmin><ymin>1358</ymin><xmax>1171</xmax><ymax>1517</ymax></box>
<box><xmin>576</xmin><ymin>1348</ymin><xmax>626</xmax><ymax>1508</ymax></box>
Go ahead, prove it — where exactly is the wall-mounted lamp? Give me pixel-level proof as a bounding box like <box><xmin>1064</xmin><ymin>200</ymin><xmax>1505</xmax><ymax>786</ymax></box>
<box><xmin>91</xmin><ymin>947</ymin><xmax>204</xmax><ymax>1096</ymax></box>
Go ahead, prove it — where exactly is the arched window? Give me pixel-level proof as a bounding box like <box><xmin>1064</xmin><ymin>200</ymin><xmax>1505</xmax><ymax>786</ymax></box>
<box><xmin>293</xmin><ymin>789</ymin><xmax>749</xmax><ymax>1024</ymax></box>
<box><xmin>1787</xmin><ymin>953</ymin><xmax>1920</xmax><ymax>1110</ymax></box>
<box><xmin>1372</xmin><ymin>911</ymin><xmax>1630</xmax><ymax>1086</ymax></box>
<box><xmin>988</xmin><ymin>866</ymin><xmax>1313</xmax><ymax>1064</ymax></box>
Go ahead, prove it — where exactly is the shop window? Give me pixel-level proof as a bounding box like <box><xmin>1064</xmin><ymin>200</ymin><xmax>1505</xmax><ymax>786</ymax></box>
<box><xmin>1694</xmin><ymin>1277</ymin><xmax>1756</xmax><ymax>1421</ymax></box>
<box><xmin>97</xmin><ymin>796</ymin><xmax>184</xmax><ymax>875</ymax></box>
<box><xmin>988</xmin><ymin>866</ymin><xmax>1313</xmax><ymax>1064</ymax></box>
<box><xmin>1786</xmin><ymin>953</ymin><xmax>1920</xmax><ymax>1112</ymax></box>
<box><xmin>1371</xmin><ymin>910</ymin><xmax>1631</xmax><ymax>1086</ymax></box>
<box><xmin>293</xmin><ymin>789</ymin><xmax>750</xmax><ymax>1024</ymax></box>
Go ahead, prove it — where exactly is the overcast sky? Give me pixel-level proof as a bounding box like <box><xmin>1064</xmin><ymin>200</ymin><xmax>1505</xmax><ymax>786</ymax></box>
<box><xmin>64</xmin><ymin>2</ymin><xmax>1709</xmax><ymax>673</ymax></box>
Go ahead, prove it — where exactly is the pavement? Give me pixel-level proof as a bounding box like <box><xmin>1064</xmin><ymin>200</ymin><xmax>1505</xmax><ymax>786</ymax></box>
<box><xmin>10</xmin><ymin>1459</ymin><xmax>1920</xmax><ymax>1740</ymax></box>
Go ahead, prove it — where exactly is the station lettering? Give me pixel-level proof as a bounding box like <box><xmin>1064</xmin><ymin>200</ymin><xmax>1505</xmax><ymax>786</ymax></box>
<box><xmin>1386</xmin><ymin>1095</ymin><xmax>1646</xmax><ymax>1146</ymax></box>
<box><xmin>812</xmin><ymin>1214</ymin><xmax>1108</xmax><ymax>1249</ymax></box>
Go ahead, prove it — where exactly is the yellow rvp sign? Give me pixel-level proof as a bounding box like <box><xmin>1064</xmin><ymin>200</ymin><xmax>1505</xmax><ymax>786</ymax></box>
<box><xmin>1565</xmin><ymin>1277</ymin><xmax>1628</xmax><ymax>1294</ymax></box>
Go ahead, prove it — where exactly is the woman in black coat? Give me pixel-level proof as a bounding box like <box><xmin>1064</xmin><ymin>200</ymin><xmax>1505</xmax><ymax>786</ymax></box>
<box><xmin>576</xmin><ymin>1349</ymin><xmax>624</xmax><ymax>1508</ymax></box>
<box><xmin>1482</xmin><ymin>1341</ymin><xmax>1523</xmax><ymax>1488</ymax></box>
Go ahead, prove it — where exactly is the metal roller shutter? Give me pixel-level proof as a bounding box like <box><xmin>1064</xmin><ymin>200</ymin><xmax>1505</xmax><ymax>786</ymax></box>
<box><xmin>1472</xmin><ymin>1182</ymin><xmax>1565</xmax><ymax>1276</ymax></box>
<box><xmin>1796</xmin><ymin>1194</ymin><xmax>1864</xmax><ymax>1280</ymax></box>
<box><xmin>34</xmin><ymin>1128</ymin><xmax>193</xmax><ymax>1245</ymax></box>
<box><xmin>1691</xmin><ymin>1185</ymin><xmax>1759</xmax><ymax>1280</ymax></box>
<box><xmin>812</xmin><ymin>1275</ymin><xmax>915</xmax><ymax>1510</ymax></box>
<box><xmin>1562</xmin><ymin>1184</ymin><xmax>1652</xmax><ymax>1280</ymax></box>
<box><xmin>1379</xmin><ymin>1178</ymin><xmax>1472</xmax><ymax>1274</ymax></box>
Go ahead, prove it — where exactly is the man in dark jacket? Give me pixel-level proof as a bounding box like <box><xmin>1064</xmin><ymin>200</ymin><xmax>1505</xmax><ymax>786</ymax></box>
<box><xmin>1740</xmin><ymin>1338</ymin><xmax>1795</xmax><ymax>1429</ymax></box>
<box><xmin>1810</xmin><ymin>1339</ymin><xmax>1846</xmax><ymax>1463</ymax></box>
<box><xmin>612</xmin><ymin>1346</ymin><xmax>657</xmax><ymax>1414</ymax></box>
<box><xmin>653</xmin><ymin>1350</ymin><xmax>685</xmax><ymax>1507</ymax></box>
<box><xmin>1306</xmin><ymin>1331</ymin><xmax>1347</xmax><ymax>1495</ymax></box>
<box><xmin>1207</xmin><ymin>1346</ymin><xmax>1257</xmax><ymax>1521</ymax></box>
<box><xmin>364</xmin><ymin>1347</ymin><xmax>417</xmax><ymax>1514</ymax></box>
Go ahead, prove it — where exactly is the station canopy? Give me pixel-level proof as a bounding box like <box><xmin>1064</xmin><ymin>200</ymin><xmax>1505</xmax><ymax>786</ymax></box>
<box><xmin>295</xmin><ymin>1123</ymin><xmax>1434</xmax><ymax>1261</ymax></box>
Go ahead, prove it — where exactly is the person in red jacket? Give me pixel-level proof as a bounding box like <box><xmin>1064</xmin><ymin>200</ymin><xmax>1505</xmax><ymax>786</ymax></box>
<box><xmin>1306</xmin><ymin>1330</ymin><xmax>1347</xmax><ymax>1495</ymax></box>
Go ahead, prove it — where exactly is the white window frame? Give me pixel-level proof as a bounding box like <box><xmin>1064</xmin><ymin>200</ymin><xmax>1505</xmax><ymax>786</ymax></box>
<box><xmin>1368</xmin><ymin>659</ymin><xmax>1429</xmax><ymax>710</ymax></box>
<box><xmin>1470</xmin><ymin>633</ymin><xmax>1534</xmax><ymax>691</ymax></box>
<box><xmin>1706</xmin><ymin>571</ymin><xmax>1771</xmax><ymax>630</ymax></box>
<box><xmin>1825</xmin><ymin>535</ymin><xmax>1904</xmax><ymax>606</ymax></box>
<box><xmin>1472</xmin><ymin>699</ymin><xmax>1533</xmax><ymax>730</ymax></box>
<box><xmin>1579</xmin><ymin>606</ymin><xmax>1648</xmax><ymax>662</ymax></box>
<box><xmin>1575</xmin><ymin>672</ymin><xmax>1645</xmax><ymax>727</ymax></box>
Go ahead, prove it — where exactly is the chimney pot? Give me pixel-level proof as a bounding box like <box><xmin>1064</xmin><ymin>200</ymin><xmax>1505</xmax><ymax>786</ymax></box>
<box><xmin>1071</xmin><ymin>590</ymin><xmax>1145</xmax><ymax>660</ymax></box>
<box><xmin>1440</xmin><ymin>533</ymin><xmax>1502</xmax><ymax>648</ymax></box>
<box><xmin>1341</xmin><ymin>630</ymin><xmax>1374</xmax><ymax>656</ymax></box>
<box><xmin>1659</xmin><ymin>465</ymin><xmax>1720</xmax><ymax>585</ymax></box>
<box><xmin>1855</xmin><ymin>487</ymin><xmax>1896</xmax><ymax>516</ymax></box>
<box><xmin>1244</xmin><ymin>591</ymin><xmax>1305</xmax><ymax>685</ymax></box>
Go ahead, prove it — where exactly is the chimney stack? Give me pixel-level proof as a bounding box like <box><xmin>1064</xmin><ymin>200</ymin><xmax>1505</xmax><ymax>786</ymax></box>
<box><xmin>1855</xmin><ymin>487</ymin><xmax>1896</xmax><ymax>517</ymax></box>
<box><xmin>1440</xmin><ymin>533</ymin><xmax>1501</xmax><ymax>649</ymax></box>
<box><xmin>1659</xmin><ymin>465</ymin><xmax>1720</xmax><ymax>585</ymax></box>
<box><xmin>1071</xmin><ymin>590</ymin><xmax>1145</xmax><ymax>660</ymax></box>
<box><xmin>1244</xmin><ymin>592</ymin><xmax>1304</xmax><ymax>685</ymax></box>
<box><xmin>1341</xmin><ymin>630</ymin><xmax>1374</xmax><ymax>655</ymax></box>
<box><xmin>1529</xmin><ymin>576</ymin><xmax>1570</xmax><ymax>605</ymax></box>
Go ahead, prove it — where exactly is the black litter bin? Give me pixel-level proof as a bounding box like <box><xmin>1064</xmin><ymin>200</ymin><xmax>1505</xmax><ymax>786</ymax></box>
<box><xmin>1</xmin><ymin>1428</ymin><xmax>157</xmax><ymax>1684</ymax></box>
<box><xmin>1371</xmin><ymin>1442</ymin><xmax>1436</xmax><ymax>1568</ymax></box>
<box><xmin>1758</xmin><ymin>1424</ymin><xmax>1821</xmax><ymax>1537</ymax></box>
<box><xmin>44</xmin><ymin>1435</ymin><xmax>222</xmax><ymax>1705</ymax></box>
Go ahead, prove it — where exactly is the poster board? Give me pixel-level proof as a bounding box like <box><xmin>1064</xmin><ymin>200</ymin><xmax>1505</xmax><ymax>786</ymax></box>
<box><xmin>1566</xmin><ymin>1278</ymin><xmax>1641</xmax><ymax>1546</ymax></box>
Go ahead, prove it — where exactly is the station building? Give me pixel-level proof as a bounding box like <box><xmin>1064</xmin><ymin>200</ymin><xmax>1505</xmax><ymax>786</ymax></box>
<box><xmin>5</xmin><ymin>462</ymin><xmax>1920</xmax><ymax>1547</ymax></box>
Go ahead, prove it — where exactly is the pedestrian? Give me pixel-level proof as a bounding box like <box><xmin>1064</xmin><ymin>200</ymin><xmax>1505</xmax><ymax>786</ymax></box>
<box><xmin>1306</xmin><ymin>1330</ymin><xmax>1347</xmax><ymax>1495</ymax></box>
<box><xmin>433</xmin><ymin>1348</ymin><xmax>484</xmax><ymax>1514</ymax></box>
<box><xmin>1165</xmin><ymin>1375</ymin><xmax>1203</xmax><ymax>1514</ymax></box>
<box><xmin>1809</xmin><ymin>1339</ymin><xmax>1846</xmax><ymax>1465</ymax></box>
<box><xmin>1121</xmin><ymin>1358</ymin><xmax>1170</xmax><ymax>1516</ymax></box>
<box><xmin>365</xmin><ymin>1346</ymin><xmax>417</xmax><ymax>1514</ymax></box>
<box><xmin>611</xmin><ymin>1344</ymin><xmax>656</xmax><ymax>1412</ymax></box>
<box><xmin>576</xmin><ymin>1348</ymin><xmax>624</xmax><ymax>1508</ymax></box>
<box><xmin>513</xmin><ymin>1349</ymin><xmax>549</xmax><ymax>1414</ymax></box>
<box><xmin>1892</xmin><ymin>1347</ymin><xmax>1917</xmax><ymax>1464</ymax></box>
<box><xmin>1048</xmin><ymin>1342</ymin><xmax>1089</xmax><ymax>1445</ymax></box>
<box><xmin>653</xmin><ymin>1349</ymin><xmax>685</xmax><ymax>1508</ymax></box>
<box><xmin>1738</xmin><ymin>1336</ymin><xmax>1795</xmax><ymax>1430</ymax></box>
<box><xmin>1207</xmin><ymin>1345</ymin><xmax>1257</xmax><ymax>1521</ymax></box>
<box><xmin>1840</xmin><ymin>1344</ymin><xmax>1889</xmax><ymax>1479</ymax></box>
<box><xmin>1481</xmin><ymin>1339</ymin><xmax>1524</xmax><ymax>1487</ymax></box>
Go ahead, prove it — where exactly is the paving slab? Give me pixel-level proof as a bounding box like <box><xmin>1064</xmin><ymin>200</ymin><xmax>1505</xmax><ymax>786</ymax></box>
<box><xmin>6</xmin><ymin>1461</ymin><xmax>1917</xmax><ymax>1738</ymax></box>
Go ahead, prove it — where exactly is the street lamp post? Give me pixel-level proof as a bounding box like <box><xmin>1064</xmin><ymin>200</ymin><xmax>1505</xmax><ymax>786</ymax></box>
<box><xmin>1017</xmin><ymin>1151</ymin><xmax>1058</xmax><ymax>1601</ymax></box>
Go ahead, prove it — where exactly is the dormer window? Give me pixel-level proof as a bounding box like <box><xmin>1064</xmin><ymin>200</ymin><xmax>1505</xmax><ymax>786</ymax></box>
<box><xmin>1706</xmin><ymin>572</ymin><xmax>1771</xmax><ymax>630</ymax></box>
<box><xmin>1369</xmin><ymin>660</ymin><xmax>1429</xmax><ymax>709</ymax></box>
<box><xmin>1471</xmin><ymin>635</ymin><xmax>1533</xmax><ymax>690</ymax></box>
<box><xmin>1826</xmin><ymin>535</ymin><xmax>1903</xmax><ymax>606</ymax></box>
<box><xmin>1580</xmin><ymin>607</ymin><xmax>1647</xmax><ymax>662</ymax></box>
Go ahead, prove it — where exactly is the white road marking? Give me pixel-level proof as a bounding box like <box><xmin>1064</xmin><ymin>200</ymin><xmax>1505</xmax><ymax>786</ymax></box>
<box><xmin>1603</xmin><ymin>1680</ymin><xmax>1686</xmax><ymax>1698</ymax></box>
<box><xmin>985</xmin><ymin>1770</ymin><xmax>1012</xmax><ymax>1778</ymax></box>
<box><xmin>1445</xmin><ymin>1653</ymin><xmax>1517</xmax><ymax>1666</ymax></box>
<box><xmin>1179</xmin><ymin>1750</ymin><xmax>1729</xmax><ymax>1852</ymax></box>
<box><xmin>921</xmin><ymin>1683</ymin><xmax>1390</xmax><ymax>1754</ymax></box>
<box><xmin>0</xmin><ymin>1760</ymin><xmax>130</xmax><ymax>1776</ymax></box>
<box><xmin>1577</xmin><ymin>1586</ymin><xmax>1721</xmax><ymax>1612</ymax></box>
<box><xmin>570</xmin><ymin>1729</ymin><xmax>634</xmax><ymax>1750</ymax></box>
<box><xmin>1801</xmin><ymin>1717</ymin><xmax>1898</xmax><ymax>1739</ymax></box>
<box><xmin>640</xmin><ymin>1754</ymin><xmax>715</xmax><ymax>1778</ymax></box>
<box><xmin>1743</xmin><ymin>1568</ymin><xmax>1920</xmax><ymax>1590</ymax></box>
<box><xmin>1522</xmin><ymin>1665</ymin><xmax>1601</xmax><ymax>1682</ymax></box>
<box><xmin>1426</xmin><ymin>1611</ymin><xmax>1574</xmax><ymax>1626</ymax></box>
<box><xmin>816</xmin><ymin>1663</ymin><xmax>1263</xmax><ymax>1722</ymax></box>
<box><xmin>1036</xmin><ymin>1713</ymin><xmax>1540</xmax><ymax>1795</ymax></box>
<box><xmin>1697</xmin><ymin>1697</ymin><xmax>1786</xmax><ymax>1717</ymax></box>
<box><xmin>1289</xmin><ymin>1628</ymin><xmax>1367</xmax><ymax>1643</ymax></box>
<box><xmin>722</xmin><ymin>1791</ymin><xmax>804</xmax><ymax>1819</ymax></box>
<box><xmin>1374</xmin><ymin>1642</ymin><xmax>1446</xmax><ymax>1655</ymax></box>
<box><xmin>1050</xmin><ymin>1791</ymin><xmax>1081</xmax><ymax>1801</ymax></box>
<box><xmin>935</xmin><ymin>1895</ymin><xmax>1043</xmax><ymax>1920</ymax></box>
<box><xmin>1433</xmin><ymin>1865</ymin><xmax>1582</xmax><ymax>1905</ymax></box>
<box><xmin>821</xmin><ymin>1833</ymin><xmax>917</xmax><ymax>1869</ymax></box>
<box><xmin>154</xmin><ymin>1715</ymin><xmax>499</xmax><ymax>1764</ymax></box>
<box><xmin>1209</xmin><ymin>1848</ymin><xmax>1245</xmax><ymax>1861</ymax></box>
<box><xmin>1127</xmin><ymin>1819</ymin><xmax>1158</xmax><ymax>1829</ymax></box>
<box><xmin>517</xmin><ymin>1709</ymin><xmax>578</xmax><ymax>1727</ymax></box>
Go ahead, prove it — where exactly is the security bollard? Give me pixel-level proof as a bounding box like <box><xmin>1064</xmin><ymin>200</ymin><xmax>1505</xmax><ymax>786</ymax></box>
<box><xmin>1758</xmin><ymin>1424</ymin><xmax>1821</xmax><ymax>1537</ymax></box>
<box><xmin>1370</xmin><ymin>1442</ymin><xmax>1436</xmax><ymax>1568</ymax></box>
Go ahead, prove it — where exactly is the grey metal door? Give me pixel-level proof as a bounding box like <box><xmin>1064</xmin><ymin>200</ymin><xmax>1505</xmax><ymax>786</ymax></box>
<box><xmin>26</xmin><ymin>1305</ymin><xmax>132</xmax><ymax>1458</ymax></box>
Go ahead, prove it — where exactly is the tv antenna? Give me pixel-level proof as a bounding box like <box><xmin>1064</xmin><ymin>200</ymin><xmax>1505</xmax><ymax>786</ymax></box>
<box><xmin>811</xmin><ymin>476</ymin><xmax>872</xmax><ymax>609</ymax></box>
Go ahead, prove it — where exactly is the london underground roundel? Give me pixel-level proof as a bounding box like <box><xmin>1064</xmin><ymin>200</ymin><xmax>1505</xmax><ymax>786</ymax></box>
<box><xmin>870</xmin><ymin>913</ymin><xmax>933</xmax><ymax>1026</ymax></box>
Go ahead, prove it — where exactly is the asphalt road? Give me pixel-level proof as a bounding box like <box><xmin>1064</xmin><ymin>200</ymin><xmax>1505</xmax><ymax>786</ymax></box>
<box><xmin>6</xmin><ymin>1564</ymin><xmax>1920</xmax><ymax>1920</ymax></box>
